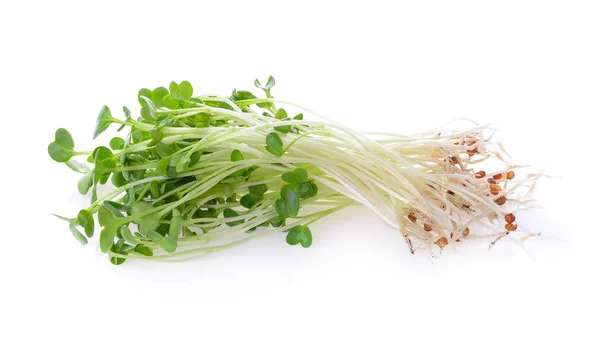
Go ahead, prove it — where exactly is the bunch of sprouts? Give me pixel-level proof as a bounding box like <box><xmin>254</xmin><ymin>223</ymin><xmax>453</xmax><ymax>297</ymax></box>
<box><xmin>48</xmin><ymin>77</ymin><xmax>542</xmax><ymax>264</ymax></box>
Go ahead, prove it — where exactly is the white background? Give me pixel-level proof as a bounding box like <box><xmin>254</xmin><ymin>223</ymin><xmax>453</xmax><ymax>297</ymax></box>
<box><xmin>1</xmin><ymin>1</ymin><xmax>598</xmax><ymax>342</ymax></box>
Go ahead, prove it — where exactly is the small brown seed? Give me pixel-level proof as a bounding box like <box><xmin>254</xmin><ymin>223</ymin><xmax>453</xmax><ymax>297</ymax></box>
<box><xmin>505</xmin><ymin>213</ymin><xmax>516</xmax><ymax>224</ymax></box>
<box><xmin>487</xmin><ymin>178</ymin><xmax>497</xmax><ymax>184</ymax></box>
<box><xmin>490</xmin><ymin>184</ymin><xmax>502</xmax><ymax>195</ymax></box>
<box><xmin>436</xmin><ymin>237</ymin><xmax>449</xmax><ymax>248</ymax></box>
<box><xmin>493</xmin><ymin>173</ymin><xmax>503</xmax><ymax>180</ymax></box>
<box><xmin>408</xmin><ymin>213</ymin><xmax>417</xmax><ymax>223</ymax></box>
<box><xmin>507</xmin><ymin>171</ymin><xmax>515</xmax><ymax>180</ymax></box>
<box><xmin>467</xmin><ymin>149</ymin><xmax>476</xmax><ymax>157</ymax></box>
<box><xmin>424</xmin><ymin>223</ymin><xmax>433</xmax><ymax>232</ymax></box>
<box><xmin>505</xmin><ymin>223</ymin><xmax>518</xmax><ymax>231</ymax></box>
<box><xmin>447</xmin><ymin>190</ymin><xmax>455</xmax><ymax>195</ymax></box>
<box><xmin>495</xmin><ymin>196</ymin><xmax>507</xmax><ymax>205</ymax></box>
<box><xmin>463</xmin><ymin>227</ymin><xmax>470</xmax><ymax>237</ymax></box>
<box><xmin>475</xmin><ymin>171</ymin><xmax>486</xmax><ymax>179</ymax></box>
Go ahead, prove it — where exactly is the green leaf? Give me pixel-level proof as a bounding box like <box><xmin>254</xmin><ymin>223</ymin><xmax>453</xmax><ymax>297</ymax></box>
<box><xmin>274</xmin><ymin>124</ymin><xmax>291</xmax><ymax>133</ymax></box>
<box><xmin>162</xmin><ymin>237</ymin><xmax>177</xmax><ymax>253</ymax></box>
<box><xmin>97</xmin><ymin>205</ymin><xmax>113</xmax><ymax>227</ymax></box>
<box><xmin>140</xmin><ymin>105</ymin><xmax>155</xmax><ymax>122</ymax></box>
<box><xmin>230</xmin><ymin>149</ymin><xmax>244</xmax><ymax>162</ymax></box>
<box><xmin>169</xmin><ymin>81</ymin><xmax>193</xmax><ymax>101</ymax></box>
<box><xmin>293</xmin><ymin>113</ymin><xmax>303</xmax><ymax>120</ymax></box>
<box><xmin>193</xmin><ymin>113</ymin><xmax>211</xmax><ymax>127</ymax></box>
<box><xmin>309</xmin><ymin>182</ymin><xmax>319</xmax><ymax>197</ymax></box>
<box><xmin>161</xmin><ymin>94</ymin><xmax>179</xmax><ymax>110</ymax></box>
<box><xmin>120</xmin><ymin>225</ymin><xmax>137</xmax><ymax>244</ymax></box>
<box><xmin>147</xmin><ymin>129</ymin><xmax>163</xmax><ymax>147</ymax></box>
<box><xmin>109</xmin><ymin>137</ymin><xmax>125</xmax><ymax>150</ymax></box>
<box><xmin>281</xmin><ymin>168</ymin><xmax>309</xmax><ymax>184</ymax></box>
<box><xmin>254</xmin><ymin>76</ymin><xmax>275</xmax><ymax>98</ymax></box>
<box><xmin>179</xmin><ymin>81</ymin><xmax>194</xmax><ymax>100</ymax></box>
<box><xmin>109</xmin><ymin>240</ymin><xmax>129</xmax><ymax>265</ymax></box>
<box><xmin>248</xmin><ymin>184</ymin><xmax>268</xmax><ymax>196</ymax></box>
<box><xmin>282</xmin><ymin>187</ymin><xmax>300</xmax><ymax>217</ymax></box>
<box><xmin>275</xmin><ymin>198</ymin><xmax>288</xmax><ymax>218</ymax></box>
<box><xmin>98</xmin><ymin>206</ymin><xmax>119</xmax><ymax>253</ymax></box>
<box><xmin>48</xmin><ymin>128</ymin><xmax>75</xmax><ymax>162</ymax></box>
<box><xmin>189</xmin><ymin>150</ymin><xmax>202</xmax><ymax>167</ymax></box>
<box><xmin>132</xmin><ymin>203</ymin><xmax>160</xmax><ymax>235</ymax></box>
<box><xmin>156</xmin><ymin>157</ymin><xmax>171</xmax><ymax>175</ymax></box>
<box><xmin>77</xmin><ymin>209</ymin><xmax>94</xmax><ymax>237</ymax></box>
<box><xmin>270</xmin><ymin>216</ymin><xmax>285</xmax><ymax>228</ymax></box>
<box><xmin>286</xmin><ymin>225</ymin><xmax>312</xmax><ymax>248</ymax></box>
<box><xmin>240</xmin><ymin>194</ymin><xmax>260</xmax><ymax>209</ymax></box>
<box><xmin>183</xmin><ymin>228</ymin><xmax>197</xmax><ymax>237</ymax></box>
<box><xmin>152</xmin><ymin>87</ymin><xmax>169</xmax><ymax>108</ymax></box>
<box><xmin>78</xmin><ymin>172</ymin><xmax>93</xmax><ymax>195</ymax></box>
<box><xmin>146</xmin><ymin>231</ymin><xmax>176</xmax><ymax>253</ymax></box>
<box><xmin>297</xmin><ymin>181</ymin><xmax>318</xmax><ymax>198</ymax></box>
<box><xmin>123</xmin><ymin>106</ymin><xmax>131</xmax><ymax>119</ymax></box>
<box><xmin>69</xmin><ymin>222</ymin><xmax>88</xmax><ymax>245</ymax></box>
<box><xmin>111</xmin><ymin>172</ymin><xmax>127</xmax><ymax>187</ymax></box>
<box><xmin>176</xmin><ymin>156</ymin><xmax>191</xmax><ymax>173</ymax></box>
<box><xmin>150</xmin><ymin>181</ymin><xmax>161</xmax><ymax>198</ymax></box>
<box><xmin>156</xmin><ymin>142</ymin><xmax>175</xmax><ymax>158</ymax></box>
<box><xmin>134</xmin><ymin>244</ymin><xmax>153</xmax><ymax>256</ymax></box>
<box><xmin>93</xmin><ymin>147</ymin><xmax>115</xmax><ymax>184</ymax></box>
<box><xmin>138</xmin><ymin>88</ymin><xmax>153</xmax><ymax>106</ymax></box>
<box><xmin>93</xmin><ymin>146</ymin><xmax>114</xmax><ymax>166</ymax></box>
<box><xmin>265</xmin><ymin>132</ymin><xmax>284</xmax><ymax>156</ymax></box>
<box><xmin>223</xmin><ymin>184</ymin><xmax>235</xmax><ymax>198</ymax></box>
<box><xmin>55</xmin><ymin>128</ymin><xmax>74</xmax><ymax>149</ymax></box>
<box><xmin>280</xmin><ymin>184</ymin><xmax>295</xmax><ymax>198</ymax></box>
<box><xmin>94</xmin><ymin>106</ymin><xmax>114</xmax><ymax>139</ymax></box>
<box><xmin>110</xmin><ymin>256</ymin><xmax>127</xmax><ymax>265</ymax></box>
<box><xmin>275</xmin><ymin>108</ymin><xmax>288</xmax><ymax>119</ymax></box>
<box><xmin>223</xmin><ymin>208</ymin><xmax>244</xmax><ymax>227</ymax></box>
<box><xmin>231</xmin><ymin>89</ymin><xmax>256</xmax><ymax>101</ymax></box>
<box><xmin>48</xmin><ymin>143</ymin><xmax>72</xmax><ymax>162</ymax></box>
<box><xmin>139</xmin><ymin>215</ymin><xmax>161</xmax><ymax>235</ymax></box>
<box><xmin>147</xmin><ymin>231</ymin><xmax>164</xmax><ymax>244</ymax></box>
<box><xmin>254</xmin><ymin>76</ymin><xmax>275</xmax><ymax>90</ymax></box>
<box><xmin>131</xmin><ymin>130</ymin><xmax>144</xmax><ymax>144</ymax></box>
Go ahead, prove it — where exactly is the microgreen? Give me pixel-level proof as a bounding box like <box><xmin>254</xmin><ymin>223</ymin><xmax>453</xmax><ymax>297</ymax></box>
<box><xmin>223</xmin><ymin>208</ymin><xmax>244</xmax><ymax>226</ymax></box>
<box><xmin>48</xmin><ymin>128</ymin><xmax>75</xmax><ymax>162</ymax></box>
<box><xmin>169</xmin><ymin>81</ymin><xmax>193</xmax><ymax>101</ymax></box>
<box><xmin>265</xmin><ymin>132</ymin><xmax>284</xmax><ymax>156</ymax></box>
<box><xmin>248</xmin><ymin>184</ymin><xmax>268</xmax><ymax>196</ymax></box>
<box><xmin>285</xmin><ymin>225</ymin><xmax>312</xmax><ymax>248</ymax></box>
<box><xmin>94</xmin><ymin>106</ymin><xmax>115</xmax><ymax>139</ymax></box>
<box><xmin>254</xmin><ymin>76</ymin><xmax>275</xmax><ymax>97</ymax></box>
<box><xmin>49</xmin><ymin>76</ymin><xmax>533</xmax><ymax>264</ymax></box>
<box><xmin>78</xmin><ymin>172</ymin><xmax>93</xmax><ymax>195</ymax></box>
<box><xmin>231</xmin><ymin>149</ymin><xmax>244</xmax><ymax>162</ymax></box>
<box><xmin>282</xmin><ymin>168</ymin><xmax>309</xmax><ymax>184</ymax></box>
<box><xmin>275</xmin><ymin>186</ymin><xmax>300</xmax><ymax>218</ymax></box>
<box><xmin>77</xmin><ymin>210</ymin><xmax>94</xmax><ymax>237</ymax></box>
